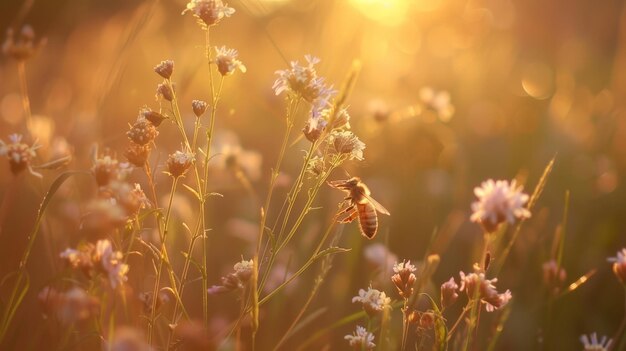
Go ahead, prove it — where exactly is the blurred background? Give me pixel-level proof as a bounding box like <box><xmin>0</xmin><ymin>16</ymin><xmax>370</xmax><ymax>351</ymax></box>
<box><xmin>1</xmin><ymin>0</ymin><xmax>626</xmax><ymax>349</ymax></box>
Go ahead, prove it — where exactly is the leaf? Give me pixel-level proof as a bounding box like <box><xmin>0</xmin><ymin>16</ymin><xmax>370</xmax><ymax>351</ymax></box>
<box><xmin>421</xmin><ymin>293</ymin><xmax>447</xmax><ymax>351</ymax></box>
<box><xmin>183</xmin><ymin>184</ymin><xmax>202</xmax><ymax>202</ymax></box>
<box><xmin>313</xmin><ymin>247</ymin><xmax>351</xmax><ymax>260</ymax></box>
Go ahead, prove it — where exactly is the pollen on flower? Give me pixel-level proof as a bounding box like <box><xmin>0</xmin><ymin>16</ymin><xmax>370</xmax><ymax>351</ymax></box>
<box><xmin>470</xmin><ymin>179</ymin><xmax>531</xmax><ymax>233</ymax></box>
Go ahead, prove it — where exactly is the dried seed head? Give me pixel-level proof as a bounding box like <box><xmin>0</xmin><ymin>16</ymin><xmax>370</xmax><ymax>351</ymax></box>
<box><xmin>192</xmin><ymin>100</ymin><xmax>209</xmax><ymax>117</ymax></box>
<box><xmin>0</xmin><ymin>134</ymin><xmax>41</xmax><ymax>177</ymax></box>
<box><xmin>328</xmin><ymin>130</ymin><xmax>365</xmax><ymax>161</ymax></box>
<box><xmin>124</xmin><ymin>142</ymin><xmax>151</xmax><ymax>167</ymax></box>
<box><xmin>306</xmin><ymin>155</ymin><xmax>325</xmax><ymax>177</ymax></box>
<box><xmin>141</xmin><ymin>108</ymin><xmax>167</xmax><ymax>127</ymax></box>
<box><xmin>183</xmin><ymin>0</ymin><xmax>236</xmax><ymax>27</ymax></box>
<box><xmin>2</xmin><ymin>25</ymin><xmax>46</xmax><ymax>61</ymax></box>
<box><xmin>440</xmin><ymin>277</ymin><xmax>459</xmax><ymax>309</ymax></box>
<box><xmin>166</xmin><ymin>150</ymin><xmax>194</xmax><ymax>178</ymax></box>
<box><xmin>391</xmin><ymin>260</ymin><xmax>417</xmax><ymax>299</ymax></box>
<box><xmin>156</xmin><ymin>83</ymin><xmax>174</xmax><ymax>102</ymax></box>
<box><xmin>154</xmin><ymin>60</ymin><xmax>174</xmax><ymax>79</ymax></box>
<box><xmin>127</xmin><ymin>117</ymin><xmax>159</xmax><ymax>146</ymax></box>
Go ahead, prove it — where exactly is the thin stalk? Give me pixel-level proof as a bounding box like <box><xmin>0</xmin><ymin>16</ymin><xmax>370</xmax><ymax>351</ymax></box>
<box><xmin>148</xmin><ymin>177</ymin><xmax>179</xmax><ymax>346</ymax></box>
<box><xmin>609</xmin><ymin>288</ymin><xmax>626</xmax><ymax>351</ymax></box>
<box><xmin>447</xmin><ymin>303</ymin><xmax>472</xmax><ymax>341</ymax></box>
<box><xmin>401</xmin><ymin>299</ymin><xmax>409</xmax><ymax>351</ymax></box>
<box><xmin>17</xmin><ymin>60</ymin><xmax>33</xmax><ymax>134</ymax></box>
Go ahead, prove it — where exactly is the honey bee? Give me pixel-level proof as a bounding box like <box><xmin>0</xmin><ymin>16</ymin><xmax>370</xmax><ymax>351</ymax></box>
<box><xmin>328</xmin><ymin>177</ymin><xmax>390</xmax><ymax>239</ymax></box>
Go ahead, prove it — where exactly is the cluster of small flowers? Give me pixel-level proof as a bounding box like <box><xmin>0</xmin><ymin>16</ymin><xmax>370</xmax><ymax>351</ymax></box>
<box><xmin>457</xmin><ymin>267</ymin><xmax>512</xmax><ymax>312</ymax></box>
<box><xmin>391</xmin><ymin>260</ymin><xmax>417</xmax><ymax>299</ymax></box>
<box><xmin>207</xmin><ymin>259</ymin><xmax>254</xmax><ymax>294</ymax></box>
<box><xmin>2</xmin><ymin>24</ymin><xmax>46</xmax><ymax>61</ymax></box>
<box><xmin>470</xmin><ymin>179</ymin><xmax>531</xmax><ymax>233</ymax></box>
<box><xmin>273</xmin><ymin>55</ymin><xmax>335</xmax><ymax>111</ymax></box>
<box><xmin>38</xmin><ymin>286</ymin><xmax>99</xmax><ymax>325</ymax></box>
<box><xmin>60</xmin><ymin>239</ymin><xmax>129</xmax><ymax>289</ymax></box>
<box><xmin>183</xmin><ymin>0</ymin><xmax>235</xmax><ymax>28</ymax></box>
<box><xmin>0</xmin><ymin>134</ymin><xmax>41</xmax><ymax>177</ymax></box>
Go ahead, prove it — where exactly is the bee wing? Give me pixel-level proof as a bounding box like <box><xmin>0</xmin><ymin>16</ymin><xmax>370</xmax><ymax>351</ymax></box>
<box><xmin>357</xmin><ymin>188</ymin><xmax>390</xmax><ymax>216</ymax></box>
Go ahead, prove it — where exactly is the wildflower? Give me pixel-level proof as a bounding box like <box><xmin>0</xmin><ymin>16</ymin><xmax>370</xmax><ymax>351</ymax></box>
<box><xmin>459</xmin><ymin>269</ymin><xmax>511</xmax><ymax>312</ymax></box>
<box><xmin>166</xmin><ymin>150</ymin><xmax>194</xmax><ymax>178</ymax></box>
<box><xmin>156</xmin><ymin>82</ymin><xmax>174</xmax><ymax>102</ymax></box>
<box><xmin>154</xmin><ymin>59</ymin><xmax>174</xmax><ymax>79</ymax></box>
<box><xmin>542</xmin><ymin>259</ymin><xmax>567</xmax><ymax>295</ymax></box>
<box><xmin>124</xmin><ymin>142</ymin><xmax>151</xmax><ymax>167</ymax></box>
<box><xmin>302</xmin><ymin>115</ymin><xmax>327</xmax><ymax>142</ymax></box>
<box><xmin>419</xmin><ymin>87</ymin><xmax>455</xmax><ymax>122</ymax></box>
<box><xmin>2</xmin><ymin>25</ymin><xmax>46</xmax><ymax>61</ymax></box>
<box><xmin>328</xmin><ymin>130</ymin><xmax>365</xmax><ymax>161</ymax></box>
<box><xmin>580</xmin><ymin>333</ymin><xmax>613</xmax><ymax>351</ymax></box>
<box><xmin>208</xmin><ymin>258</ymin><xmax>254</xmax><ymax>294</ymax></box>
<box><xmin>0</xmin><ymin>134</ymin><xmax>41</xmax><ymax>177</ymax></box>
<box><xmin>127</xmin><ymin>117</ymin><xmax>159</xmax><ymax>146</ymax></box>
<box><xmin>352</xmin><ymin>287</ymin><xmax>391</xmax><ymax>317</ymax></box>
<box><xmin>273</xmin><ymin>55</ymin><xmax>335</xmax><ymax>110</ymax></box>
<box><xmin>183</xmin><ymin>0</ymin><xmax>235</xmax><ymax>27</ymax></box>
<box><xmin>92</xmin><ymin>154</ymin><xmax>132</xmax><ymax>187</ymax></box>
<box><xmin>38</xmin><ymin>286</ymin><xmax>99</xmax><ymax>324</ymax></box>
<box><xmin>470</xmin><ymin>179</ymin><xmax>531</xmax><ymax>233</ymax></box>
<box><xmin>192</xmin><ymin>100</ymin><xmax>209</xmax><ymax>117</ymax></box>
<box><xmin>214</xmin><ymin>46</ymin><xmax>246</xmax><ymax>76</ymax></box>
<box><xmin>440</xmin><ymin>277</ymin><xmax>459</xmax><ymax>308</ymax></box>
<box><xmin>391</xmin><ymin>260</ymin><xmax>417</xmax><ymax>299</ymax></box>
<box><xmin>94</xmin><ymin>239</ymin><xmax>129</xmax><ymax>289</ymax></box>
<box><xmin>141</xmin><ymin>108</ymin><xmax>167</xmax><ymax>127</ymax></box>
<box><xmin>344</xmin><ymin>326</ymin><xmax>375</xmax><ymax>350</ymax></box>
<box><xmin>608</xmin><ymin>248</ymin><xmax>626</xmax><ymax>284</ymax></box>
<box><xmin>329</xmin><ymin>106</ymin><xmax>351</xmax><ymax>130</ymax></box>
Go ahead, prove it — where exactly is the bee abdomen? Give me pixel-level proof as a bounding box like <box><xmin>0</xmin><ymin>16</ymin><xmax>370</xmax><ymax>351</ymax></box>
<box><xmin>358</xmin><ymin>203</ymin><xmax>378</xmax><ymax>239</ymax></box>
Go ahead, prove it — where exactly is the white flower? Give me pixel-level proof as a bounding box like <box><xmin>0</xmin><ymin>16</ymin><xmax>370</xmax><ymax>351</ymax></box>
<box><xmin>183</xmin><ymin>0</ymin><xmax>235</xmax><ymax>27</ymax></box>
<box><xmin>167</xmin><ymin>150</ymin><xmax>195</xmax><ymax>177</ymax></box>
<box><xmin>95</xmin><ymin>240</ymin><xmax>129</xmax><ymax>289</ymax></box>
<box><xmin>393</xmin><ymin>260</ymin><xmax>417</xmax><ymax>274</ymax></box>
<box><xmin>344</xmin><ymin>326</ymin><xmax>375</xmax><ymax>350</ymax></box>
<box><xmin>352</xmin><ymin>287</ymin><xmax>390</xmax><ymax>317</ymax></box>
<box><xmin>459</xmin><ymin>270</ymin><xmax>511</xmax><ymax>312</ymax></box>
<box><xmin>580</xmin><ymin>333</ymin><xmax>613</xmax><ymax>351</ymax></box>
<box><xmin>273</xmin><ymin>55</ymin><xmax>335</xmax><ymax>110</ymax></box>
<box><xmin>214</xmin><ymin>46</ymin><xmax>246</xmax><ymax>76</ymax></box>
<box><xmin>470</xmin><ymin>179</ymin><xmax>531</xmax><ymax>232</ymax></box>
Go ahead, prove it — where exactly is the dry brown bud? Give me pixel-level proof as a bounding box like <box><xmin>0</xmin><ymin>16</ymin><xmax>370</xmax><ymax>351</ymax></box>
<box><xmin>154</xmin><ymin>60</ymin><xmax>174</xmax><ymax>79</ymax></box>
<box><xmin>192</xmin><ymin>100</ymin><xmax>209</xmax><ymax>117</ymax></box>
<box><xmin>142</xmin><ymin>109</ymin><xmax>167</xmax><ymax>127</ymax></box>
<box><xmin>127</xmin><ymin>118</ymin><xmax>158</xmax><ymax>146</ymax></box>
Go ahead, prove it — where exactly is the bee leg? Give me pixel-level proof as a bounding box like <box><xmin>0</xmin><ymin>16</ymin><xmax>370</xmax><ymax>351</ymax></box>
<box><xmin>338</xmin><ymin>206</ymin><xmax>359</xmax><ymax>223</ymax></box>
